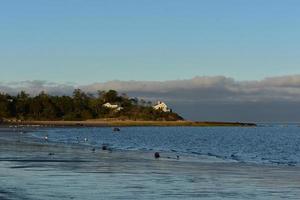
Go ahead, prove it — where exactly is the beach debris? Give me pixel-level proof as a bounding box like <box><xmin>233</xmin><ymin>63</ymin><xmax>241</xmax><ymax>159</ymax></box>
<box><xmin>154</xmin><ymin>152</ymin><xmax>160</xmax><ymax>159</ymax></box>
<box><xmin>113</xmin><ymin>127</ymin><xmax>120</xmax><ymax>132</ymax></box>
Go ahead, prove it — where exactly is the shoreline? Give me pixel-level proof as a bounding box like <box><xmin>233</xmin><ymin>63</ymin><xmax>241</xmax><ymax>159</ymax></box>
<box><xmin>1</xmin><ymin>119</ymin><xmax>256</xmax><ymax>127</ymax></box>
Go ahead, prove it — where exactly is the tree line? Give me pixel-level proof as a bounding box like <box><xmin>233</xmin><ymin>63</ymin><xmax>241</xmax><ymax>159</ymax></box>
<box><xmin>0</xmin><ymin>89</ymin><xmax>183</xmax><ymax>121</ymax></box>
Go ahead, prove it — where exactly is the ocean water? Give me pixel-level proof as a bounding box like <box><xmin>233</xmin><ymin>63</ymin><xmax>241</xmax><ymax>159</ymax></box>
<box><xmin>2</xmin><ymin>125</ymin><xmax>300</xmax><ymax>199</ymax></box>
<box><xmin>31</xmin><ymin>124</ymin><xmax>300</xmax><ymax>166</ymax></box>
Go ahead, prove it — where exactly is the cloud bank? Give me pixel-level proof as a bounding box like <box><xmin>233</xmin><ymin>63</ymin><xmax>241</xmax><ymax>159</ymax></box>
<box><xmin>82</xmin><ymin>75</ymin><xmax>300</xmax><ymax>103</ymax></box>
<box><xmin>1</xmin><ymin>75</ymin><xmax>300</xmax><ymax>122</ymax></box>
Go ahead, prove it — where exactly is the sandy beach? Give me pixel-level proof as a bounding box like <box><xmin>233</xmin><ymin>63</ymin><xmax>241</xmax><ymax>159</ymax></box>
<box><xmin>1</xmin><ymin>126</ymin><xmax>300</xmax><ymax>200</ymax></box>
<box><xmin>2</xmin><ymin>120</ymin><xmax>256</xmax><ymax>127</ymax></box>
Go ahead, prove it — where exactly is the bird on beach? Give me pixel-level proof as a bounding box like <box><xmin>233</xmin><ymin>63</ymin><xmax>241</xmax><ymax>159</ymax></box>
<box><xmin>44</xmin><ymin>135</ymin><xmax>48</xmax><ymax>141</ymax></box>
<box><xmin>84</xmin><ymin>137</ymin><xmax>88</xmax><ymax>142</ymax></box>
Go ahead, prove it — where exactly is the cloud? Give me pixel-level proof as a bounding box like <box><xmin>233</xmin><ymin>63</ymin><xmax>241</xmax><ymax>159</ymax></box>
<box><xmin>1</xmin><ymin>75</ymin><xmax>300</xmax><ymax>122</ymax></box>
<box><xmin>0</xmin><ymin>80</ymin><xmax>75</xmax><ymax>96</ymax></box>
<box><xmin>81</xmin><ymin>75</ymin><xmax>300</xmax><ymax>103</ymax></box>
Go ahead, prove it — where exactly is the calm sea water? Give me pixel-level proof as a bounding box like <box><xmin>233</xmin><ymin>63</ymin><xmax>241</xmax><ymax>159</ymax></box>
<box><xmin>31</xmin><ymin>124</ymin><xmax>300</xmax><ymax>166</ymax></box>
<box><xmin>2</xmin><ymin>125</ymin><xmax>300</xmax><ymax>199</ymax></box>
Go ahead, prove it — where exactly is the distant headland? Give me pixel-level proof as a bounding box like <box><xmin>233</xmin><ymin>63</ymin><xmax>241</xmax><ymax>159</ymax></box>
<box><xmin>0</xmin><ymin>89</ymin><xmax>256</xmax><ymax>127</ymax></box>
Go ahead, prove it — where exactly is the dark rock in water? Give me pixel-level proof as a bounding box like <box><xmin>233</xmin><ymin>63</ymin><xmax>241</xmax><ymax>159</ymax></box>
<box><xmin>207</xmin><ymin>153</ymin><xmax>214</xmax><ymax>157</ymax></box>
<box><xmin>230</xmin><ymin>154</ymin><xmax>239</xmax><ymax>160</ymax></box>
<box><xmin>154</xmin><ymin>152</ymin><xmax>160</xmax><ymax>159</ymax></box>
<box><xmin>113</xmin><ymin>127</ymin><xmax>120</xmax><ymax>132</ymax></box>
<box><xmin>101</xmin><ymin>143</ymin><xmax>112</xmax><ymax>151</ymax></box>
<box><xmin>102</xmin><ymin>145</ymin><xmax>108</xmax><ymax>150</ymax></box>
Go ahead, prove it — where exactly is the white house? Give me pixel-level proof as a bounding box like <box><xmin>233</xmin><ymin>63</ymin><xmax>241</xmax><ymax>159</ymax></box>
<box><xmin>103</xmin><ymin>103</ymin><xmax>123</xmax><ymax>111</ymax></box>
<box><xmin>153</xmin><ymin>101</ymin><xmax>171</xmax><ymax>112</ymax></box>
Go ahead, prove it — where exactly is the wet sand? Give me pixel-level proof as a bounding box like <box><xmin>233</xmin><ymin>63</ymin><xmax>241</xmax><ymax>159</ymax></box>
<box><xmin>0</xmin><ymin>127</ymin><xmax>300</xmax><ymax>200</ymax></box>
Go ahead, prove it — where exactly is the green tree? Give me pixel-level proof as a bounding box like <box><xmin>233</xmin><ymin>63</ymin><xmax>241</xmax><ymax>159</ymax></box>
<box><xmin>0</xmin><ymin>93</ymin><xmax>10</xmax><ymax>118</ymax></box>
<box><xmin>16</xmin><ymin>91</ymin><xmax>30</xmax><ymax>119</ymax></box>
<box><xmin>102</xmin><ymin>90</ymin><xmax>118</xmax><ymax>103</ymax></box>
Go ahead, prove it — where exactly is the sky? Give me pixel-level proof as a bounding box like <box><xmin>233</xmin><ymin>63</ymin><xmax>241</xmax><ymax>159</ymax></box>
<box><xmin>1</xmin><ymin>0</ymin><xmax>300</xmax><ymax>84</ymax></box>
<box><xmin>1</xmin><ymin>0</ymin><xmax>300</xmax><ymax>122</ymax></box>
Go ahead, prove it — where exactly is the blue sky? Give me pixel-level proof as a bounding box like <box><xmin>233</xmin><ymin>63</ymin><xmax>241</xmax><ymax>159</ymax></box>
<box><xmin>1</xmin><ymin>0</ymin><xmax>300</xmax><ymax>84</ymax></box>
